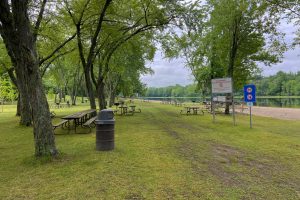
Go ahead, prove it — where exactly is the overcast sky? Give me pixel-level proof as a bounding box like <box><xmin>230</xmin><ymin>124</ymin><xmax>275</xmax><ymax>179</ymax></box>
<box><xmin>141</xmin><ymin>20</ymin><xmax>300</xmax><ymax>87</ymax></box>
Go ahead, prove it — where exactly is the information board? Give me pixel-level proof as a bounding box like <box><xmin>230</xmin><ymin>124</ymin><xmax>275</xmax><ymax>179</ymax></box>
<box><xmin>212</xmin><ymin>78</ymin><xmax>232</xmax><ymax>94</ymax></box>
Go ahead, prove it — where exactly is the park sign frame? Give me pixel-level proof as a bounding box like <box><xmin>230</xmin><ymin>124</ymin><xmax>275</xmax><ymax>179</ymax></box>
<box><xmin>211</xmin><ymin>78</ymin><xmax>233</xmax><ymax>94</ymax></box>
<box><xmin>211</xmin><ymin>77</ymin><xmax>236</xmax><ymax>126</ymax></box>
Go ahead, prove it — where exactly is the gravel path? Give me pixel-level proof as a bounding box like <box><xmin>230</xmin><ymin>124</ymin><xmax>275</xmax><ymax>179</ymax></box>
<box><xmin>236</xmin><ymin>106</ymin><xmax>300</xmax><ymax>120</ymax></box>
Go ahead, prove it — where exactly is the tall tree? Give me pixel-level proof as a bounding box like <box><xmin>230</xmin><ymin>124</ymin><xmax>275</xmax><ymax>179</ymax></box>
<box><xmin>0</xmin><ymin>0</ymin><xmax>58</xmax><ymax>156</ymax></box>
<box><xmin>207</xmin><ymin>0</ymin><xmax>285</xmax><ymax>113</ymax></box>
<box><xmin>63</xmin><ymin>0</ymin><xmax>113</xmax><ymax>110</ymax></box>
<box><xmin>64</xmin><ymin>0</ymin><xmax>183</xmax><ymax>110</ymax></box>
<box><xmin>91</xmin><ymin>0</ymin><xmax>182</xmax><ymax>109</ymax></box>
<box><xmin>164</xmin><ymin>0</ymin><xmax>285</xmax><ymax>114</ymax></box>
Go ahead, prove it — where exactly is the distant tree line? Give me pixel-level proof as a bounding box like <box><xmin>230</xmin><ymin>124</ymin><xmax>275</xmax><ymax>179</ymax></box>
<box><xmin>145</xmin><ymin>71</ymin><xmax>300</xmax><ymax>97</ymax></box>
<box><xmin>145</xmin><ymin>84</ymin><xmax>201</xmax><ymax>97</ymax></box>
<box><xmin>253</xmin><ymin>71</ymin><xmax>300</xmax><ymax>96</ymax></box>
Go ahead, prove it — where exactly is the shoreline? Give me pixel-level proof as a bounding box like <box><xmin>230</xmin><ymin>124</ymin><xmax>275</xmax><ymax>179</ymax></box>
<box><xmin>139</xmin><ymin>99</ymin><xmax>300</xmax><ymax>120</ymax></box>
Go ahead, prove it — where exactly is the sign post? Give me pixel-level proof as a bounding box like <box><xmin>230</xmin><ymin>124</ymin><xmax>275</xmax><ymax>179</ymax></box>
<box><xmin>244</xmin><ymin>84</ymin><xmax>256</xmax><ymax>128</ymax></box>
<box><xmin>211</xmin><ymin>78</ymin><xmax>234</xmax><ymax>125</ymax></box>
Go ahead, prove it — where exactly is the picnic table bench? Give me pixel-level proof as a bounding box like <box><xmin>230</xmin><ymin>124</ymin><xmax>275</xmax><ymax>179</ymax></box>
<box><xmin>83</xmin><ymin>116</ymin><xmax>97</xmax><ymax>132</ymax></box>
<box><xmin>53</xmin><ymin>119</ymin><xmax>68</xmax><ymax>130</ymax></box>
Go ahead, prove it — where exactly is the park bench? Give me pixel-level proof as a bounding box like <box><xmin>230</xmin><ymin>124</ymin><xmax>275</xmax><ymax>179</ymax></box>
<box><xmin>83</xmin><ymin>116</ymin><xmax>97</xmax><ymax>132</ymax></box>
<box><xmin>53</xmin><ymin>119</ymin><xmax>69</xmax><ymax>130</ymax></box>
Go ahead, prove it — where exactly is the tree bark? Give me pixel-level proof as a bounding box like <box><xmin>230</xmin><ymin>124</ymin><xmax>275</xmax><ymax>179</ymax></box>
<box><xmin>14</xmin><ymin>71</ymin><xmax>33</xmax><ymax>125</ymax></box>
<box><xmin>12</xmin><ymin>48</ymin><xmax>57</xmax><ymax>155</ymax></box>
<box><xmin>16</xmin><ymin>94</ymin><xmax>21</xmax><ymax>116</ymax></box>
<box><xmin>18</xmin><ymin>84</ymin><xmax>32</xmax><ymax>126</ymax></box>
<box><xmin>109</xmin><ymin>92</ymin><xmax>116</xmax><ymax>107</ymax></box>
<box><xmin>97</xmin><ymin>79</ymin><xmax>106</xmax><ymax>110</ymax></box>
<box><xmin>6</xmin><ymin>67</ymin><xmax>31</xmax><ymax>123</ymax></box>
<box><xmin>225</xmin><ymin>17</ymin><xmax>239</xmax><ymax>115</ymax></box>
<box><xmin>84</xmin><ymin>69</ymin><xmax>97</xmax><ymax>109</ymax></box>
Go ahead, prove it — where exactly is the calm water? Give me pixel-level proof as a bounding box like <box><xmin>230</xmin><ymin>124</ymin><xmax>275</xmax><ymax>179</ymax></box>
<box><xmin>141</xmin><ymin>97</ymin><xmax>300</xmax><ymax>108</ymax></box>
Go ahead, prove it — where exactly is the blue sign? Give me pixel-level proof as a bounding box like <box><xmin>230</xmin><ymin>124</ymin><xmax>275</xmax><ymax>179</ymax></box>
<box><xmin>244</xmin><ymin>84</ymin><xmax>256</xmax><ymax>102</ymax></box>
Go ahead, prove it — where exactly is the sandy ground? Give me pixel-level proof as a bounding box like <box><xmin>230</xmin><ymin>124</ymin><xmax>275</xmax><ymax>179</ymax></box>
<box><xmin>236</xmin><ymin>106</ymin><xmax>300</xmax><ymax>120</ymax></box>
<box><xmin>140</xmin><ymin>99</ymin><xmax>300</xmax><ymax>120</ymax></box>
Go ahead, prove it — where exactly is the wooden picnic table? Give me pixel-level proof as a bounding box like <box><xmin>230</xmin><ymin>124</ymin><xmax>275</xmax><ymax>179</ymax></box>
<box><xmin>182</xmin><ymin>106</ymin><xmax>204</xmax><ymax>115</ymax></box>
<box><xmin>61</xmin><ymin>109</ymin><xmax>96</xmax><ymax>133</ymax></box>
<box><xmin>118</xmin><ymin>105</ymin><xmax>128</xmax><ymax>115</ymax></box>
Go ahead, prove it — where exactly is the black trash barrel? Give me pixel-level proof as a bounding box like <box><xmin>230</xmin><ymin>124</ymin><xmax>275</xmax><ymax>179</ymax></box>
<box><xmin>95</xmin><ymin>109</ymin><xmax>115</xmax><ymax>151</ymax></box>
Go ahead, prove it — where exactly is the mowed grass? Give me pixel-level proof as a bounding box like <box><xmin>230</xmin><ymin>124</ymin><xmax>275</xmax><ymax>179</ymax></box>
<box><xmin>0</xmin><ymin>102</ymin><xmax>299</xmax><ymax>199</ymax></box>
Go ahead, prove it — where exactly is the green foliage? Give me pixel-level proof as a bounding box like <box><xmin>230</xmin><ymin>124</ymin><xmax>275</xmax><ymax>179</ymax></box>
<box><xmin>162</xmin><ymin>0</ymin><xmax>285</xmax><ymax>92</ymax></box>
<box><xmin>252</xmin><ymin>71</ymin><xmax>300</xmax><ymax>96</ymax></box>
<box><xmin>105</xmin><ymin>35</ymin><xmax>155</xmax><ymax>97</ymax></box>
<box><xmin>145</xmin><ymin>84</ymin><xmax>201</xmax><ymax>97</ymax></box>
<box><xmin>0</xmin><ymin>75</ymin><xmax>17</xmax><ymax>102</ymax></box>
<box><xmin>43</xmin><ymin>51</ymin><xmax>85</xmax><ymax>98</ymax></box>
<box><xmin>0</xmin><ymin>39</ymin><xmax>12</xmax><ymax>73</ymax></box>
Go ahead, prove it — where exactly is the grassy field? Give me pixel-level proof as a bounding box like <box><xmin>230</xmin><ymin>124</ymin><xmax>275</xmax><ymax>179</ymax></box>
<box><xmin>0</xmin><ymin>102</ymin><xmax>299</xmax><ymax>199</ymax></box>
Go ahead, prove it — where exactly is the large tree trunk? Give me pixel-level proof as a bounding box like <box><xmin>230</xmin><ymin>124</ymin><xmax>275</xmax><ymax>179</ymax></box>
<box><xmin>109</xmin><ymin>92</ymin><xmax>116</xmax><ymax>107</ymax></box>
<box><xmin>0</xmin><ymin>0</ymin><xmax>58</xmax><ymax>156</ymax></box>
<box><xmin>11</xmin><ymin>48</ymin><xmax>58</xmax><ymax>156</ymax></box>
<box><xmin>70</xmin><ymin>70</ymin><xmax>83</xmax><ymax>106</ymax></box>
<box><xmin>84</xmin><ymin>69</ymin><xmax>97</xmax><ymax>109</ymax></box>
<box><xmin>16</xmin><ymin>95</ymin><xmax>21</xmax><ymax>116</ymax></box>
<box><xmin>97</xmin><ymin>80</ymin><xmax>106</xmax><ymax>110</ymax></box>
<box><xmin>18</xmin><ymin>87</ymin><xmax>32</xmax><ymax>126</ymax></box>
<box><xmin>225</xmin><ymin>18</ymin><xmax>239</xmax><ymax>115</ymax></box>
<box><xmin>15</xmin><ymin>73</ymin><xmax>32</xmax><ymax>125</ymax></box>
<box><xmin>71</xmin><ymin>88</ymin><xmax>76</xmax><ymax>105</ymax></box>
<box><xmin>6</xmin><ymin>68</ymin><xmax>31</xmax><ymax>123</ymax></box>
<box><xmin>54</xmin><ymin>92</ymin><xmax>58</xmax><ymax>103</ymax></box>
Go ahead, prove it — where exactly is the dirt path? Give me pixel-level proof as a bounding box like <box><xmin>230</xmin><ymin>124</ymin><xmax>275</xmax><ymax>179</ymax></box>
<box><xmin>236</xmin><ymin>106</ymin><xmax>300</xmax><ymax>120</ymax></box>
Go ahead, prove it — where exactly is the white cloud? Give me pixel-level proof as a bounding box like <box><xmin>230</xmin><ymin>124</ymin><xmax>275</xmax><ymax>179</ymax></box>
<box><xmin>141</xmin><ymin>51</ymin><xmax>194</xmax><ymax>87</ymax></box>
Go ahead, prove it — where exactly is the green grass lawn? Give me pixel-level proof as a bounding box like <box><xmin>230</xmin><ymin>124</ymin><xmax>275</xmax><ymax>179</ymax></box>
<box><xmin>0</xmin><ymin>102</ymin><xmax>299</xmax><ymax>199</ymax></box>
